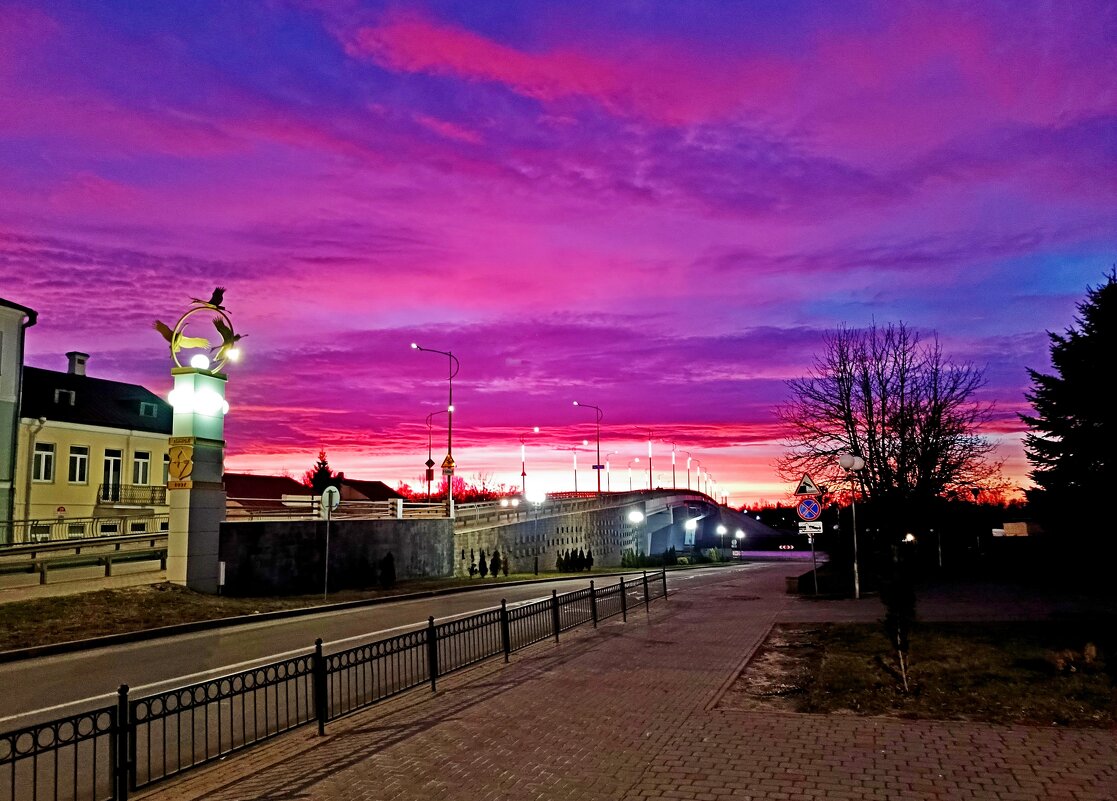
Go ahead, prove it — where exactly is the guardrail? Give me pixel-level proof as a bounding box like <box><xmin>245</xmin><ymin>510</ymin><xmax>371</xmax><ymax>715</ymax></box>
<box><xmin>0</xmin><ymin>570</ymin><xmax>668</xmax><ymax>800</ymax></box>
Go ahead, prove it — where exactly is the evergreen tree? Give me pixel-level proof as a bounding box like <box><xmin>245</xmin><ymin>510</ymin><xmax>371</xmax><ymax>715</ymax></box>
<box><xmin>1022</xmin><ymin>269</ymin><xmax>1117</xmax><ymax>549</ymax></box>
<box><xmin>577</xmin><ymin>547</ymin><xmax>586</xmax><ymax>571</ymax></box>
<box><xmin>303</xmin><ymin>449</ymin><xmax>340</xmax><ymax>495</ymax></box>
<box><xmin>478</xmin><ymin>549</ymin><xmax>489</xmax><ymax>578</ymax></box>
<box><xmin>586</xmin><ymin>548</ymin><xmax>594</xmax><ymax>571</ymax></box>
<box><xmin>489</xmin><ymin>550</ymin><xmax>501</xmax><ymax>578</ymax></box>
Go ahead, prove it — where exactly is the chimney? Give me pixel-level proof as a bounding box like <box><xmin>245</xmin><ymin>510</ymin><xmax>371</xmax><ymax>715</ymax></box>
<box><xmin>66</xmin><ymin>351</ymin><xmax>89</xmax><ymax>376</ymax></box>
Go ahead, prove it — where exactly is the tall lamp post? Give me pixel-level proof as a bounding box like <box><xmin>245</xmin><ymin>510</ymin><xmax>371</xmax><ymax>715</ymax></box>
<box><xmin>572</xmin><ymin>401</ymin><xmax>604</xmax><ymax>496</ymax></box>
<box><xmin>684</xmin><ymin>452</ymin><xmax>693</xmax><ymax>490</ymax></box>
<box><xmin>646</xmin><ymin>430</ymin><xmax>653</xmax><ymax>490</ymax></box>
<box><xmin>838</xmin><ymin>452</ymin><xmax>866</xmax><ymax>600</ymax></box>
<box><xmin>605</xmin><ymin>451</ymin><xmax>619</xmax><ymax>493</ymax></box>
<box><xmin>520</xmin><ymin>426</ymin><xmax>540</xmax><ymax>495</ymax></box>
<box><xmin>424</xmin><ymin>409</ymin><xmax>448</xmax><ymax>501</ymax></box>
<box><xmin>628</xmin><ymin>458</ymin><xmax>640</xmax><ymax>491</ymax></box>
<box><xmin>412</xmin><ymin>343</ymin><xmax>459</xmax><ymax>516</ymax></box>
<box><xmin>670</xmin><ymin>442</ymin><xmax>677</xmax><ymax>490</ymax></box>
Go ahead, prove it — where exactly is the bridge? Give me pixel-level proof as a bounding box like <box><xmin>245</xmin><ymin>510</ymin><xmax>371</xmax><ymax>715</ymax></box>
<box><xmin>2</xmin><ymin>490</ymin><xmax>775</xmax><ymax>593</ymax></box>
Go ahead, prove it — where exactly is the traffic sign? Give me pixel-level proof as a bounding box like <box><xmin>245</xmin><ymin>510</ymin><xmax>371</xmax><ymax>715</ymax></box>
<box><xmin>794</xmin><ymin>474</ymin><xmax>821</xmax><ymax>496</ymax></box>
<box><xmin>440</xmin><ymin>454</ymin><xmax>455</xmax><ymax>470</ymax></box>
<box><xmin>796</xmin><ymin>497</ymin><xmax>822</xmax><ymax>521</ymax></box>
<box><xmin>798</xmin><ymin>521</ymin><xmax>823</xmax><ymax>534</ymax></box>
<box><xmin>592</xmin><ymin>464</ymin><xmax>604</xmax><ymax>470</ymax></box>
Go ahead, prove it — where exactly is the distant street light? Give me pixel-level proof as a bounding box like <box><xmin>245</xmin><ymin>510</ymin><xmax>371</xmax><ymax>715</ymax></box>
<box><xmin>520</xmin><ymin>426</ymin><xmax>540</xmax><ymax>495</ymax></box>
<box><xmin>717</xmin><ymin>523</ymin><xmax>727</xmax><ymax>551</ymax></box>
<box><xmin>670</xmin><ymin>442</ymin><xmax>677</xmax><ymax>490</ymax></box>
<box><xmin>412</xmin><ymin>343</ymin><xmax>460</xmax><ymax>515</ymax></box>
<box><xmin>572</xmin><ymin>401</ymin><xmax>604</xmax><ymax>495</ymax></box>
<box><xmin>684</xmin><ymin>452</ymin><xmax>693</xmax><ymax>490</ymax></box>
<box><xmin>605</xmin><ymin>451</ymin><xmax>619</xmax><ymax>493</ymax></box>
<box><xmin>839</xmin><ymin>452</ymin><xmax>866</xmax><ymax>600</ymax></box>
<box><xmin>646</xmin><ymin>431</ymin><xmax>654</xmax><ymax>490</ymax></box>
<box><xmin>628</xmin><ymin>458</ymin><xmax>640</xmax><ymax>491</ymax></box>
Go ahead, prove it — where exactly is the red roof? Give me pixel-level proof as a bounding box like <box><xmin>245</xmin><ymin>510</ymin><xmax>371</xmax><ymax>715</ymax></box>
<box><xmin>224</xmin><ymin>472</ymin><xmax>310</xmax><ymax>499</ymax></box>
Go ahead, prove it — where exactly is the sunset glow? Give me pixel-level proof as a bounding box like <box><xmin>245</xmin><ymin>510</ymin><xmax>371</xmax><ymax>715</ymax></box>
<box><xmin>3</xmin><ymin>2</ymin><xmax>1114</xmax><ymax>505</ymax></box>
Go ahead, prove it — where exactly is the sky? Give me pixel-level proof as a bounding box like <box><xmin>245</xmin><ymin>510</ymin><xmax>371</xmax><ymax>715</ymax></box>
<box><xmin>1</xmin><ymin>0</ymin><xmax>1114</xmax><ymax>506</ymax></box>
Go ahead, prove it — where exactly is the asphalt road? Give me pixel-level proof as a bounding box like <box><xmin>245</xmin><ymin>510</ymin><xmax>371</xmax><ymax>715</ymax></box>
<box><xmin>0</xmin><ymin>563</ymin><xmax>767</xmax><ymax>726</ymax></box>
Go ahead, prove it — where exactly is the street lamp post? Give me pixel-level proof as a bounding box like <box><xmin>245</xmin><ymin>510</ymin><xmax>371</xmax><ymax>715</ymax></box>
<box><xmin>684</xmin><ymin>452</ymin><xmax>692</xmax><ymax>490</ymax></box>
<box><xmin>628</xmin><ymin>458</ymin><xmax>640</xmax><ymax>491</ymax></box>
<box><xmin>605</xmin><ymin>451</ymin><xmax>618</xmax><ymax>493</ymax></box>
<box><xmin>424</xmin><ymin>409</ymin><xmax>448</xmax><ymax>501</ymax></box>
<box><xmin>572</xmin><ymin>401</ymin><xmax>604</xmax><ymax>496</ymax></box>
<box><xmin>520</xmin><ymin>426</ymin><xmax>539</xmax><ymax>495</ymax></box>
<box><xmin>670</xmin><ymin>443</ymin><xmax>677</xmax><ymax>490</ymax></box>
<box><xmin>716</xmin><ymin>524</ymin><xmax>727</xmax><ymax>553</ymax></box>
<box><xmin>412</xmin><ymin>343</ymin><xmax>460</xmax><ymax>516</ymax></box>
<box><xmin>839</xmin><ymin>452</ymin><xmax>866</xmax><ymax>600</ymax></box>
<box><xmin>646</xmin><ymin>431</ymin><xmax>653</xmax><ymax>490</ymax></box>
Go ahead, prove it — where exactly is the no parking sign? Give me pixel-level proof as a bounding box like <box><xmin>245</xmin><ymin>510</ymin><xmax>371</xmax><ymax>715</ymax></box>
<box><xmin>796</xmin><ymin>497</ymin><xmax>821</xmax><ymax>521</ymax></box>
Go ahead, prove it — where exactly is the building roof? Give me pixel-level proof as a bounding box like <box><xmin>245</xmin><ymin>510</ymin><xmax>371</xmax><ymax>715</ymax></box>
<box><xmin>224</xmin><ymin>472</ymin><xmax>310</xmax><ymax>499</ymax></box>
<box><xmin>339</xmin><ymin>476</ymin><xmax>404</xmax><ymax>501</ymax></box>
<box><xmin>20</xmin><ymin>366</ymin><xmax>171</xmax><ymax>434</ymax></box>
<box><xmin>0</xmin><ymin>297</ymin><xmax>37</xmax><ymax>322</ymax></box>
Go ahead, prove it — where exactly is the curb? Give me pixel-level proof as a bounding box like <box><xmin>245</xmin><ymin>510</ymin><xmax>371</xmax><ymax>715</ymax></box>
<box><xmin>0</xmin><ymin>567</ymin><xmax>688</xmax><ymax>664</ymax></box>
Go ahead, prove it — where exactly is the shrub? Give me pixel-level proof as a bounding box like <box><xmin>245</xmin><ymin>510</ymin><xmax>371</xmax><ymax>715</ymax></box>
<box><xmin>489</xmin><ymin>550</ymin><xmax>502</xmax><ymax>578</ymax></box>
<box><xmin>479</xmin><ymin>549</ymin><xmax>489</xmax><ymax>578</ymax></box>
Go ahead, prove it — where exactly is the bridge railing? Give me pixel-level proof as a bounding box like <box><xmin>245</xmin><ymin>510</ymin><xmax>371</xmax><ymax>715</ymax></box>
<box><xmin>0</xmin><ymin>569</ymin><xmax>669</xmax><ymax>801</ymax></box>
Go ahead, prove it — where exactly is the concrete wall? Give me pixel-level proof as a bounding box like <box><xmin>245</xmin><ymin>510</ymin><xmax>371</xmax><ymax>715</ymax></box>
<box><xmin>219</xmin><ymin>518</ymin><xmax>455</xmax><ymax>596</ymax></box>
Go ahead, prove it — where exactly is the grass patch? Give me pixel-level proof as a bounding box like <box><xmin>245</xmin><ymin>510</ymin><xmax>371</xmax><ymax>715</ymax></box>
<box><xmin>801</xmin><ymin>621</ymin><xmax>1117</xmax><ymax>727</ymax></box>
<box><xmin>0</xmin><ymin>571</ymin><xmax>580</xmax><ymax>652</ymax></box>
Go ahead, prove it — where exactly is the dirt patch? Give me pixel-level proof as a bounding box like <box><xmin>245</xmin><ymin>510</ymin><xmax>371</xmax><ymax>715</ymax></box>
<box><xmin>717</xmin><ymin>624</ymin><xmax>824</xmax><ymax>712</ymax></box>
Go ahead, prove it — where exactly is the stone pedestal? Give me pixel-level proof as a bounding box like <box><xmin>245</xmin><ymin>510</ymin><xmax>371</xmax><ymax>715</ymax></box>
<box><xmin>166</xmin><ymin>368</ymin><xmax>227</xmax><ymax>593</ymax></box>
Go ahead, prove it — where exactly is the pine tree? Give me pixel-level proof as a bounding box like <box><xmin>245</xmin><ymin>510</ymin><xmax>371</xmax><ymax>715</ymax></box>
<box><xmin>478</xmin><ymin>549</ymin><xmax>489</xmax><ymax>578</ymax></box>
<box><xmin>1022</xmin><ymin>269</ymin><xmax>1117</xmax><ymax>549</ymax></box>
<box><xmin>303</xmin><ymin>450</ymin><xmax>339</xmax><ymax>495</ymax></box>
<box><xmin>489</xmin><ymin>550</ymin><xmax>501</xmax><ymax>578</ymax></box>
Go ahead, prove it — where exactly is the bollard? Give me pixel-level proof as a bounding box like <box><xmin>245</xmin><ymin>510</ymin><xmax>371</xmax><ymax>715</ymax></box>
<box><xmin>661</xmin><ymin>566</ymin><xmax>668</xmax><ymax>600</ymax></box>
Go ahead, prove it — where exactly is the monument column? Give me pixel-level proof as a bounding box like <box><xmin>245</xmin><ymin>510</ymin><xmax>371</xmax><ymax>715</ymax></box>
<box><xmin>157</xmin><ymin>288</ymin><xmax>241</xmax><ymax>594</ymax></box>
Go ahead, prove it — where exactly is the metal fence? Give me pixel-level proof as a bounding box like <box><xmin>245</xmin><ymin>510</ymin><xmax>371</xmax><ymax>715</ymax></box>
<box><xmin>1</xmin><ymin>569</ymin><xmax>669</xmax><ymax>801</ymax></box>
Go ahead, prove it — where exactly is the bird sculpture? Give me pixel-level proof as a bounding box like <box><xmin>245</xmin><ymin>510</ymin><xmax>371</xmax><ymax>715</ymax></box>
<box><xmin>210</xmin><ymin>316</ymin><xmax>245</xmax><ymax>362</ymax></box>
<box><xmin>190</xmin><ymin>287</ymin><xmax>226</xmax><ymax>310</ymax></box>
<box><xmin>153</xmin><ymin>320</ymin><xmax>211</xmax><ymax>352</ymax></box>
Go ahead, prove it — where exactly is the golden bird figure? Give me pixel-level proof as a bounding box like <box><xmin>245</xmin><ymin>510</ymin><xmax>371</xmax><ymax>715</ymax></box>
<box><xmin>153</xmin><ymin>320</ymin><xmax>210</xmax><ymax>351</ymax></box>
<box><xmin>211</xmin><ymin>316</ymin><xmax>245</xmax><ymax>361</ymax></box>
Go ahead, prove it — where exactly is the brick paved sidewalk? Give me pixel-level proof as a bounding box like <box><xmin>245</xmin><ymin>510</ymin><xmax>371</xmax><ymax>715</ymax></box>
<box><xmin>136</xmin><ymin>563</ymin><xmax>1117</xmax><ymax>801</ymax></box>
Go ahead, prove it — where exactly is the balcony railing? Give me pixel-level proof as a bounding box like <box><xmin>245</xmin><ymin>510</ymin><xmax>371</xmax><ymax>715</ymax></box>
<box><xmin>97</xmin><ymin>483</ymin><xmax>168</xmax><ymax>506</ymax></box>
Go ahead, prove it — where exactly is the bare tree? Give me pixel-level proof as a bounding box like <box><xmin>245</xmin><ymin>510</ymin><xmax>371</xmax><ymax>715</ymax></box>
<box><xmin>776</xmin><ymin>322</ymin><xmax>1000</xmax><ymax>519</ymax></box>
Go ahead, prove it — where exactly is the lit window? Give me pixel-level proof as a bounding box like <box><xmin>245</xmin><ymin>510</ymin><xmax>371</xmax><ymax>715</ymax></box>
<box><xmin>33</xmin><ymin>443</ymin><xmax>55</xmax><ymax>482</ymax></box>
<box><xmin>54</xmin><ymin>389</ymin><xmax>75</xmax><ymax>405</ymax></box>
<box><xmin>139</xmin><ymin>402</ymin><xmax>157</xmax><ymax>417</ymax></box>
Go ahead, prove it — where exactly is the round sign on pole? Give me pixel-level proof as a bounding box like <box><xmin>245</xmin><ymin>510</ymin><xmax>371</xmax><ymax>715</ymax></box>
<box><xmin>320</xmin><ymin>486</ymin><xmax>340</xmax><ymax>518</ymax></box>
<box><xmin>796</xmin><ymin>497</ymin><xmax>821</xmax><ymax>521</ymax></box>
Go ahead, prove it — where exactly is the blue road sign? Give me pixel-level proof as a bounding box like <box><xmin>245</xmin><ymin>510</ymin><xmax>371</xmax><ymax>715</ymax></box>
<box><xmin>797</xmin><ymin>497</ymin><xmax>821</xmax><ymax>521</ymax></box>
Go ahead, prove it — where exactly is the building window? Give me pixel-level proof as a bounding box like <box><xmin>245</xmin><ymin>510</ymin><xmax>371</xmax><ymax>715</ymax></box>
<box><xmin>130</xmin><ymin>521</ymin><xmax>147</xmax><ymax>533</ymax></box>
<box><xmin>163</xmin><ymin>454</ymin><xmax>170</xmax><ymax>485</ymax></box>
<box><xmin>68</xmin><ymin>523</ymin><xmax>86</xmax><ymax>538</ymax></box>
<box><xmin>54</xmin><ymin>388</ymin><xmax>76</xmax><ymax>405</ymax></box>
<box><xmin>103</xmin><ymin>449</ymin><xmax>122</xmax><ymax>501</ymax></box>
<box><xmin>30</xmin><ymin>524</ymin><xmax>51</xmax><ymax>542</ymax></box>
<box><xmin>68</xmin><ymin>445</ymin><xmax>89</xmax><ymax>484</ymax></box>
<box><xmin>33</xmin><ymin>443</ymin><xmax>55</xmax><ymax>482</ymax></box>
<box><xmin>133</xmin><ymin>451</ymin><xmax>151</xmax><ymax>485</ymax></box>
<box><xmin>139</xmin><ymin>402</ymin><xmax>157</xmax><ymax>417</ymax></box>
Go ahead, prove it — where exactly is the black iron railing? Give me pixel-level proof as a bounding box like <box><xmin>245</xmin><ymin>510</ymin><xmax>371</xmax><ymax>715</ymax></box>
<box><xmin>0</xmin><ymin>570</ymin><xmax>668</xmax><ymax>801</ymax></box>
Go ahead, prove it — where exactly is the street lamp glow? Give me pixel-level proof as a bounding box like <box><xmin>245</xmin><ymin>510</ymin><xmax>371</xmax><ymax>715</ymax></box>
<box><xmin>525</xmin><ymin>487</ymin><xmax>546</xmax><ymax>504</ymax></box>
<box><xmin>189</xmin><ymin>353</ymin><xmax>211</xmax><ymax>370</ymax></box>
<box><xmin>572</xmin><ymin>401</ymin><xmax>604</xmax><ymax>496</ymax></box>
<box><xmin>627</xmin><ymin>510</ymin><xmax>645</xmax><ymax>523</ymax></box>
<box><xmin>716</xmin><ymin>524</ymin><xmax>727</xmax><ymax>535</ymax></box>
<box><xmin>685</xmin><ymin>518</ymin><xmax>698</xmax><ymax>532</ymax></box>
